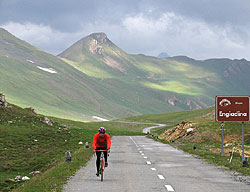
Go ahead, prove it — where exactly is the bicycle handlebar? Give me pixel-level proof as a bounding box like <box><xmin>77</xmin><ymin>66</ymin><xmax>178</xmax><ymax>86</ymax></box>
<box><xmin>94</xmin><ymin>150</ymin><xmax>109</xmax><ymax>152</ymax></box>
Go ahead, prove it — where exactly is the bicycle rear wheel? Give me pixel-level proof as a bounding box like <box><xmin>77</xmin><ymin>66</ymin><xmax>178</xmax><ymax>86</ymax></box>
<box><xmin>100</xmin><ymin>159</ymin><xmax>104</xmax><ymax>181</ymax></box>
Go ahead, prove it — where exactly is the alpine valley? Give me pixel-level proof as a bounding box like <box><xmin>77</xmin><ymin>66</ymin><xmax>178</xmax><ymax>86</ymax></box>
<box><xmin>1</xmin><ymin>28</ymin><xmax>250</xmax><ymax>121</ymax></box>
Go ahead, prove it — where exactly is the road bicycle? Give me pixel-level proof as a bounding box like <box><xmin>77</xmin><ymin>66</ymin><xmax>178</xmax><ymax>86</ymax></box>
<box><xmin>95</xmin><ymin>150</ymin><xmax>109</xmax><ymax>181</ymax></box>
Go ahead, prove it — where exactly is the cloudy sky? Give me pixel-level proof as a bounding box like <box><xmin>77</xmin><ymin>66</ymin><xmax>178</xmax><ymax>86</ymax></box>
<box><xmin>1</xmin><ymin>0</ymin><xmax>250</xmax><ymax>60</ymax></box>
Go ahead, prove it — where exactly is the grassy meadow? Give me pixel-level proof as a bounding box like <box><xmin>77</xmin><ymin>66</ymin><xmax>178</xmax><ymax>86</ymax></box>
<box><xmin>0</xmin><ymin>104</ymin><xmax>146</xmax><ymax>192</ymax></box>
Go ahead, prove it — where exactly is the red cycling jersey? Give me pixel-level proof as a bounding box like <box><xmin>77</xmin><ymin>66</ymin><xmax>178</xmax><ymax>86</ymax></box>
<box><xmin>92</xmin><ymin>133</ymin><xmax>111</xmax><ymax>150</ymax></box>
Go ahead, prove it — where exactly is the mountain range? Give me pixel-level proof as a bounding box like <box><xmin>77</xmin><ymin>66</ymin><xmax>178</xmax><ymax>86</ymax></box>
<box><xmin>0</xmin><ymin>28</ymin><xmax>250</xmax><ymax>121</ymax></box>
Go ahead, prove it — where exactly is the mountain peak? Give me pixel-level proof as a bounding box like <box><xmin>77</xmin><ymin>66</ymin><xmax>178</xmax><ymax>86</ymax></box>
<box><xmin>157</xmin><ymin>52</ymin><xmax>169</xmax><ymax>58</ymax></box>
<box><xmin>89</xmin><ymin>32</ymin><xmax>108</xmax><ymax>44</ymax></box>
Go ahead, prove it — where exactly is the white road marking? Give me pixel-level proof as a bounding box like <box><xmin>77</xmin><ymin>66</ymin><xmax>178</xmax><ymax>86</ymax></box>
<box><xmin>165</xmin><ymin>185</ymin><xmax>174</xmax><ymax>191</ymax></box>
<box><xmin>130</xmin><ymin>136</ymin><xmax>137</xmax><ymax>145</ymax></box>
<box><xmin>158</xmin><ymin>175</ymin><xmax>165</xmax><ymax>180</ymax></box>
<box><xmin>130</xmin><ymin>136</ymin><xmax>173</xmax><ymax>191</ymax></box>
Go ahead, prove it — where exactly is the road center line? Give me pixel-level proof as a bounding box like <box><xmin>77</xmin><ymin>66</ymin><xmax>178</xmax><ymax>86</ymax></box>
<box><xmin>158</xmin><ymin>175</ymin><xmax>165</xmax><ymax>180</ymax></box>
<box><xmin>151</xmin><ymin>168</ymin><xmax>156</xmax><ymax>171</ymax></box>
<box><xmin>141</xmin><ymin>153</ymin><xmax>144</xmax><ymax>155</ymax></box>
<box><xmin>146</xmin><ymin>161</ymin><xmax>151</xmax><ymax>165</ymax></box>
<box><xmin>129</xmin><ymin>136</ymin><xmax>137</xmax><ymax>146</ymax></box>
<box><xmin>165</xmin><ymin>185</ymin><xmax>174</xmax><ymax>191</ymax></box>
<box><xmin>143</xmin><ymin>156</ymin><xmax>147</xmax><ymax>158</ymax></box>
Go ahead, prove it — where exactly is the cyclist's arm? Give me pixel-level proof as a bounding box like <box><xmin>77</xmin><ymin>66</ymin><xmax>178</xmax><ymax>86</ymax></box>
<box><xmin>92</xmin><ymin>134</ymin><xmax>98</xmax><ymax>150</ymax></box>
<box><xmin>106</xmin><ymin>134</ymin><xmax>111</xmax><ymax>150</ymax></box>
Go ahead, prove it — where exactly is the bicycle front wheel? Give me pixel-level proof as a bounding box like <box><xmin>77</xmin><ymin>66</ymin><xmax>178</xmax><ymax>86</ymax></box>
<box><xmin>100</xmin><ymin>159</ymin><xmax>104</xmax><ymax>181</ymax></box>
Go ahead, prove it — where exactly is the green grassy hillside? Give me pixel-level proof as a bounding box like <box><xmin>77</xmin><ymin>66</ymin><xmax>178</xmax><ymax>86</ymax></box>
<box><xmin>1</xmin><ymin>28</ymin><xmax>250</xmax><ymax>122</ymax></box>
<box><xmin>0</xmin><ymin>29</ymin><xmax>185</xmax><ymax>121</ymax></box>
<box><xmin>0</xmin><ymin>102</ymin><xmax>146</xmax><ymax>192</ymax></box>
<box><xmin>59</xmin><ymin>32</ymin><xmax>250</xmax><ymax>114</ymax></box>
<box><xmin>0</xmin><ymin>29</ymin><xmax>176</xmax><ymax>121</ymax></box>
<box><xmin>0</xmin><ymin>104</ymin><xmax>93</xmax><ymax>191</ymax></box>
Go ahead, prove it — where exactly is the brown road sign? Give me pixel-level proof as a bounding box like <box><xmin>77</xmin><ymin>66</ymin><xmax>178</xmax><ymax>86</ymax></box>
<box><xmin>216</xmin><ymin>96</ymin><xmax>250</xmax><ymax>122</ymax></box>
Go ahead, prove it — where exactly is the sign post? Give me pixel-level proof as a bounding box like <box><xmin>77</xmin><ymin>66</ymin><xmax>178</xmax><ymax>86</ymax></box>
<box><xmin>216</xmin><ymin>96</ymin><xmax>250</xmax><ymax>161</ymax></box>
<box><xmin>221</xmin><ymin>122</ymin><xmax>224</xmax><ymax>156</ymax></box>
<box><xmin>242</xmin><ymin>122</ymin><xmax>244</xmax><ymax>161</ymax></box>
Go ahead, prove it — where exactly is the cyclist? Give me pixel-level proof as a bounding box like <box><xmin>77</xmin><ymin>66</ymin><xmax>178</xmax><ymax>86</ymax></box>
<box><xmin>92</xmin><ymin>127</ymin><xmax>111</xmax><ymax>176</ymax></box>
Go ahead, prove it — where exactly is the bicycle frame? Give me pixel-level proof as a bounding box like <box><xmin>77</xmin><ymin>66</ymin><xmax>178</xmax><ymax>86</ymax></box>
<box><xmin>95</xmin><ymin>150</ymin><xmax>109</xmax><ymax>181</ymax></box>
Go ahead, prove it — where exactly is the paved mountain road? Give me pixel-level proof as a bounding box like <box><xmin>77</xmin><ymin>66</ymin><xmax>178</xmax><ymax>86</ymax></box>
<box><xmin>142</xmin><ymin>123</ymin><xmax>166</xmax><ymax>133</ymax></box>
<box><xmin>111</xmin><ymin>121</ymin><xmax>166</xmax><ymax>133</ymax></box>
<box><xmin>63</xmin><ymin>136</ymin><xmax>250</xmax><ymax>192</ymax></box>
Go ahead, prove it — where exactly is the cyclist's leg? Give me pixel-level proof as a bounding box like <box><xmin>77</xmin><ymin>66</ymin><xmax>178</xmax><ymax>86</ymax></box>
<box><xmin>104</xmin><ymin>150</ymin><xmax>108</xmax><ymax>163</ymax></box>
<box><xmin>96</xmin><ymin>148</ymin><xmax>101</xmax><ymax>172</ymax></box>
<box><xmin>102</xmin><ymin>147</ymin><xmax>108</xmax><ymax>166</ymax></box>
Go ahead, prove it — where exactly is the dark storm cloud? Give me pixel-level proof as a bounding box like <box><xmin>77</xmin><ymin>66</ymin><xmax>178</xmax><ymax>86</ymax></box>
<box><xmin>0</xmin><ymin>0</ymin><xmax>250</xmax><ymax>60</ymax></box>
<box><xmin>1</xmin><ymin>0</ymin><xmax>250</xmax><ymax>30</ymax></box>
<box><xmin>0</xmin><ymin>0</ymin><xmax>139</xmax><ymax>31</ymax></box>
<box><xmin>154</xmin><ymin>0</ymin><xmax>250</xmax><ymax>25</ymax></box>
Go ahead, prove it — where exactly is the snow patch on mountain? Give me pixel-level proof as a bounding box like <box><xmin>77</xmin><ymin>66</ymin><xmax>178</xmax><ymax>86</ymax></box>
<box><xmin>26</xmin><ymin>59</ymin><xmax>35</xmax><ymax>63</ymax></box>
<box><xmin>37</xmin><ymin>66</ymin><xmax>57</xmax><ymax>74</ymax></box>
<box><xmin>92</xmin><ymin>116</ymin><xmax>109</xmax><ymax>121</ymax></box>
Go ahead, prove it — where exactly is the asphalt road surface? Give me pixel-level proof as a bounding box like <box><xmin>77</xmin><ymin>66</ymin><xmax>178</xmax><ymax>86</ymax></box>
<box><xmin>142</xmin><ymin>123</ymin><xmax>166</xmax><ymax>134</ymax></box>
<box><xmin>63</xmin><ymin>136</ymin><xmax>250</xmax><ymax>192</ymax></box>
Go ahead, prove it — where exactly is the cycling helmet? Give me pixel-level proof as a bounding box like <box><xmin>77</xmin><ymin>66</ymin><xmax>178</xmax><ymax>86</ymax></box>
<box><xmin>99</xmin><ymin>127</ymin><xmax>106</xmax><ymax>133</ymax></box>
